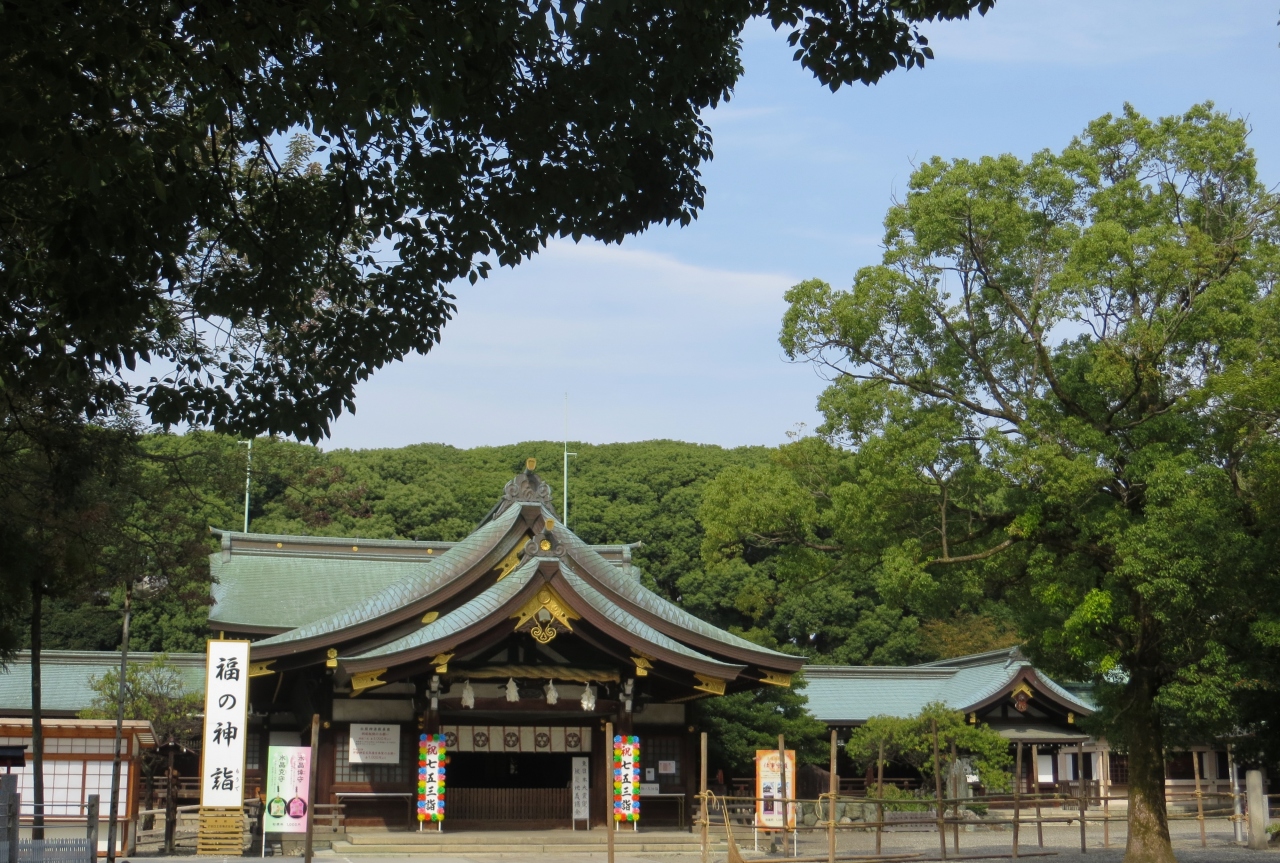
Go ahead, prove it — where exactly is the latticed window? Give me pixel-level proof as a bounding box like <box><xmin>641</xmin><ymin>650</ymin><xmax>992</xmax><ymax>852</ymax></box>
<box><xmin>641</xmin><ymin>735</ymin><xmax>683</xmax><ymax>787</ymax></box>
<box><xmin>1109</xmin><ymin>754</ymin><xmax>1129</xmax><ymax>785</ymax></box>
<box><xmin>333</xmin><ymin>727</ymin><xmax>416</xmax><ymax>784</ymax></box>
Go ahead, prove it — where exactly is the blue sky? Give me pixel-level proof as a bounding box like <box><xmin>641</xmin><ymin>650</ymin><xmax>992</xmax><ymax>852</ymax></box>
<box><xmin>322</xmin><ymin>0</ymin><xmax>1280</xmax><ymax>452</ymax></box>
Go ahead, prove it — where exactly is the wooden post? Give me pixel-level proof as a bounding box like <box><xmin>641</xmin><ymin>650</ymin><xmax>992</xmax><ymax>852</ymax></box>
<box><xmin>828</xmin><ymin>730</ymin><xmax>838</xmax><ymax>863</ymax></box>
<box><xmin>87</xmin><ymin>795</ymin><xmax>100</xmax><ymax>860</ymax></box>
<box><xmin>1101</xmin><ymin>749</ymin><xmax>1110</xmax><ymax>848</ymax></box>
<box><xmin>950</xmin><ymin>739</ymin><xmax>959</xmax><ymax>853</ymax></box>
<box><xmin>606</xmin><ymin>722</ymin><xmax>615</xmax><ymax>863</ymax></box>
<box><xmin>1029</xmin><ymin>744</ymin><xmax>1043</xmax><ymax>848</ymax></box>
<box><xmin>164</xmin><ymin>747</ymin><xmax>177</xmax><ymax>855</ymax></box>
<box><xmin>700</xmin><ymin>732</ymin><xmax>708</xmax><ymax>863</ymax></box>
<box><xmin>778</xmin><ymin>734</ymin><xmax>789</xmax><ymax>855</ymax></box>
<box><xmin>1012</xmin><ymin>742</ymin><xmax>1022</xmax><ymax>859</ymax></box>
<box><xmin>930</xmin><ymin>719</ymin><xmax>946</xmax><ymax>862</ymax></box>
<box><xmin>875</xmin><ymin>740</ymin><xmax>884</xmax><ymax>857</ymax></box>
<box><xmin>1076</xmin><ymin>742</ymin><xmax>1087</xmax><ymax>853</ymax></box>
<box><xmin>303</xmin><ymin>714</ymin><xmax>319</xmax><ymax>863</ymax></box>
<box><xmin>1247</xmin><ymin>769</ymin><xmax>1268</xmax><ymax>850</ymax></box>
<box><xmin>1192</xmin><ymin>750</ymin><xmax>1206</xmax><ymax>848</ymax></box>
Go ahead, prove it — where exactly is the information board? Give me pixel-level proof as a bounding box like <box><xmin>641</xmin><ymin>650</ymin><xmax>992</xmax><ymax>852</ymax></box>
<box><xmin>200</xmin><ymin>640</ymin><xmax>250</xmax><ymax>807</ymax></box>
<box><xmin>263</xmin><ymin>746</ymin><xmax>311</xmax><ymax>834</ymax></box>
<box><xmin>755</xmin><ymin>749</ymin><xmax>796</xmax><ymax>829</ymax></box>
<box><xmin>571</xmin><ymin>757</ymin><xmax>590</xmax><ymax>822</ymax></box>
<box><xmin>349</xmin><ymin>723</ymin><xmax>401</xmax><ymax>764</ymax></box>
<box><xmin>612</xmin><ymin>735</ymin><xmax>640</xmax><ymax>822</ymax></box>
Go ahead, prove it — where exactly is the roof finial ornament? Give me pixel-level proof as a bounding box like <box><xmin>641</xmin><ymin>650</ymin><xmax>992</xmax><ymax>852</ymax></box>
<box><xmin>526</xmin><ymin>457</ymin><xmax>537</xmax><ymax>471</ymax></box>
<box><xmin>477</xmin><ymin>462</ymin><xmax>557</xmax><ymax>527</ymax></box>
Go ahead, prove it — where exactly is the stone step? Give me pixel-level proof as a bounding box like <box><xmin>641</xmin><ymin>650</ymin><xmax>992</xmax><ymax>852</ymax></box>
<box><xmin>343</xmin><ymin>830</ymin><xmax>702</xmax><ymax>846</ymax></box>
<box><xmin>328</xmin><ymin>839</ymin><xmax>722</xmax><ymax>855</ymax></box>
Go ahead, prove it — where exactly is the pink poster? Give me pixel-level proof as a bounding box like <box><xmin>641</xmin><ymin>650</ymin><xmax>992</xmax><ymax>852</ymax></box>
<box><xmin>264</xmin><ymin>746</ymin><xmax>311</xmax><ymax>834</ymax></box>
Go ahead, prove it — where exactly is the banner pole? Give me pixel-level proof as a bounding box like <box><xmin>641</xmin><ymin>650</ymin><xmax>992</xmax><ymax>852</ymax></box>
<box><xmin>303</xmin><ymin>714</ymin><xmax>319</xmax><ymax>863</ymax></box>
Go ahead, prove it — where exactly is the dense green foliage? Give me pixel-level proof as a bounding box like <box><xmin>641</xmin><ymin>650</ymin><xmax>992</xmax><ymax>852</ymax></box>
<box><xmin>706</xmin><ymin>103</ymin><xmax>1280</xmax><ymax>863</ymax></box>
<box><xmin>844</xmin><ymin>703</ymin><xmax>1012</xmax><ymax>792</ymax></box>
<box><xmin>27</xmin><ymin>434</ymin><xmax>770</xmax><ymax>651</ymax></box>
<box><xmin>0</xmin><ymin>0</ymin><xmax>993</xmax><ymax>442</ymax></box>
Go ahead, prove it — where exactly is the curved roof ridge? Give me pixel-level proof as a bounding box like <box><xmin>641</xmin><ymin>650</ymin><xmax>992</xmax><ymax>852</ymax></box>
<box><xmin>254</xmin><ymin>506</ymin><xmax>522</xmax><ymax>648</ymax></box>
<box><xmin>553</xmin><ymin>517</ymin><xmax>796</xmax><ymax>662</ymax></box>
<box><xmin>557</xmin><ymin>567</ymin><xmax>744</xmax><ymax>676</ymax></box>
<box><xmin>341</xmin><ymin>556</ymin><xmax>542</xmax><ymax>661</ymax></box>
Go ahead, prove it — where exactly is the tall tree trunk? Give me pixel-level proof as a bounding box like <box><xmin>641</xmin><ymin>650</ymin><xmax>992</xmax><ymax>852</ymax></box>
<box><xmin>29</xmin><ymin>580</ymin><xmax>43</xmax><ymax>841</ymax></box>
<box><xmin>1121</xmin><ymin>671</ymin><xmax>1175</xmax><ymax>863</ymax></box>
<box><xmin>106</xmin><ymin>582</ymin><xmax>130</xmax><ymax>863</ymax></box>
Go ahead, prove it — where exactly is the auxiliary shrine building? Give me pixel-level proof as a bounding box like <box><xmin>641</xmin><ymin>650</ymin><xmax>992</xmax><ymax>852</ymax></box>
<box><xmin>213</xmin><ymin>462</ymin><xmax>802</xmax><ymax>828</ymax></box>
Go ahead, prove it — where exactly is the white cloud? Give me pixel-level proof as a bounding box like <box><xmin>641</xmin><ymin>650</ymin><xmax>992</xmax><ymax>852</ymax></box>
<box><xmin>323</xmin><ymin>241</ymin><xmax>827</xmax><ymax>450</ymax></box>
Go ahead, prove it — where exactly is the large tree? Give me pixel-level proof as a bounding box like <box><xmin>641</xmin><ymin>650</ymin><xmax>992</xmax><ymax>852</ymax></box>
<box><xmin>717</xmin><ymin>104</ymin><xmax>1280</xmax><ymax>863</ymax></box>
<box><xmin>1</xmin><ymin>0</ymin><xmax>993</xmax><ymax>442</ymax></box>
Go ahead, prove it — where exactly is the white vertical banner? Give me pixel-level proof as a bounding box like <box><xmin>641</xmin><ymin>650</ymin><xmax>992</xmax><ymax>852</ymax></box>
<box><xmin>572</xmin><ymin>757</ymin><xmax>590</xmax><ymax>822</ymax></box>
<box><xmin>200</xmin><ymin>640</ymin><xmax>250</xmax><ymax>807</ymax></box>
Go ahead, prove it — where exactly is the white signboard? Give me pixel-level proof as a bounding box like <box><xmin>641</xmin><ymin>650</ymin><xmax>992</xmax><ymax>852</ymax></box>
<box><xmin>200</xmin><ymin>640</ymin><xmax>250</xmax><ymax>807</ymax></box>
<box><xmin>571</xmin><ymin>757</ymin><xmax>590</xmax><ymax>822</ymax></box>
<box><xmin>349</xmin><ymin>723</ymin><xmax>400</xmax><ymax>764</ymax></box>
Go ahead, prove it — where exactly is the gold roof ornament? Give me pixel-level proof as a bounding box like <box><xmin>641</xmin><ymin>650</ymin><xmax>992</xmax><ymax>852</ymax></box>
<box><xmin>632</xmin><ymin>655</ymin><xmax>654</xmax><ymax>677</ymax></box>
<box><xmin>511</xmin><ymin>585</ymin><xmax>580</xmax><ymax>644</ymax></box>
<box><xmin>248</xmin><ymin>660</ymin><xmax>275</xmax><ymax>678</ymax></box>
<box><xmin>758</xmin><ymin>669</ymin><xmax>792</xmax><ymax>687</ymax></box>
<box><xmin>431</xmin><ymin>652</ymin><xmax>454</xmax><ymax>673</ymax></box>
<box><xmin>693</xmin><ymin>674</ymin><xmax>726</xmax><ymax>696</ymax></box>
<box><xmin>326</xmin><ymin>647</ymin><xmax>339</xmax><ymax>668</ymax></box>
<box><xmin>351</xmin><ymin>668</ymin><xmax>387</xmax><ymax>696</ymax></box>
<box><xmin>526</xmin><ymin>458</ymin><xmax>537</xmax><ymax>470</ymax></box>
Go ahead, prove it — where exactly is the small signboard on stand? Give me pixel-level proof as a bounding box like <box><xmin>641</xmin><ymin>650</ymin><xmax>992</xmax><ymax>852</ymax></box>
<box><xmin>262</xmin><ymin>746</ymin><xmax>311</xmax><ymax>856</ymax></box>
<box><xmin>571</xmin><ymin>757</ymin><xmax>590</xmax><ymax>829</ymax></box>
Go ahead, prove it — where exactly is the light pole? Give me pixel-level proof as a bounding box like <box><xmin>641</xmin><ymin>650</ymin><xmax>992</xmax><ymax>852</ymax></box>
<box><xmin>563</xmin><ymin>395</ymin><xmax>576</xmax><ymax>526</ymax></box>
<box><xmin>239</xmin><ymin>439</ymin><xmax>253</xmax><ymax>533</ymax></box>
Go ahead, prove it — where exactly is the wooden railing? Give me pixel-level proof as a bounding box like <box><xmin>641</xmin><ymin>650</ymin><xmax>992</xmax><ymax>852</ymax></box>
<box><xmin>447</xmin><ymin>788</ymin><xmax>571</xmax><ymax>822</ymax></box>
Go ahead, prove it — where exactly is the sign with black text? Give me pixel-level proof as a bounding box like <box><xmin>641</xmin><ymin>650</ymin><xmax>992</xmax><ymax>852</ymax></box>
<box><xmin>200</xmin><ymin>640</ymin><xmax>250</xmax><ymax>807</ymax></box>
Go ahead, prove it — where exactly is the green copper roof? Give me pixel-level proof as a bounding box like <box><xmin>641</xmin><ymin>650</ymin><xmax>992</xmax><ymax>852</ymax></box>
<box><xmin>0</xmin><ymin>651</ymin><xmax>205</xmax><ymax>715</ymax></box>
<box><xmin>800</xmin><ymin>648</ymin><xmax>1096</xmax><ymax>724</ymax></box>
<box><xmin>556</xmin><ymin>521</ymin><xmax>798</xmax><ymax>663</ymax></box>
<box><xmin>342</xmin><ymin>556</ymin><xmax>542</xmax><ymax>661</ymax></box>
<box><xmin>253</xmin><ymin>505</ymin><xmax>522</xmax><ymax>649</ymax></box>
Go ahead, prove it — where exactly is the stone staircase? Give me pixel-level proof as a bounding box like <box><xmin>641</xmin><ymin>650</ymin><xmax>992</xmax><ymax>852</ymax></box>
<box><xmin>325</xmin><ymin>828</ymin><xmax>723</xmax><ymax>856</ymax></box>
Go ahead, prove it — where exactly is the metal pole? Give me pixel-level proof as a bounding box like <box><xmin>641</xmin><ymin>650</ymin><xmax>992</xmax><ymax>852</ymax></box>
<box><xmin>1076</xmin><ymin>742</ymin><xmax>1087</xmax><ymax>853</ymax></box>
<box><xmin>563</xmin><ymin>395</ymin><xmax>576</xmax><ymax>527</ymax></box>
<box><xmin>106</xmin><ymin>583</ymin><xmax>131</xmax><ymax>863</ymax></box>
<box><xmin>1229</xmin><ymin>745</ymin><xmax>1244</xmax><ymax>843</ymax></box>
<box><xmin>241</xmin><ymin>439</ymin><xmax>253</xmax><ymax>533</ymax></box>
<box><xmin>606</xmin><ymin>722</ymin><xmax>615</xmax><ymax>863</ymax></box>
<box><xmin>828</xmin><ymin>729</ymin><xmax>838</xmax><ymax>863</ymax></box>
<box><xmin>700</xmin><ymin>732</ymin><xmax>708</xmax><ymax>863</ymax></box>
<box><xmin>930</xmin><ymin>720</ymin><xmax>946</xmax><ymax>862</ymax></box>
<box><xmin>1012</xmin><ymin>742</ymin><xmax>1022</xmax><ymax>859</ymax></box>
<box><xmin>1191</xmin><ymin>749</ymin><xmax>1205</xmax><ymax>848</ymax></box>
<box><xmin>303</xmin><ymin>714</ymin><xmax>319</xmax><ymax>863</ymax></box>
<box><xmin>875</xmin><ymin>740</ymin><xmax>884</xmax><ymax>856</ymax></box>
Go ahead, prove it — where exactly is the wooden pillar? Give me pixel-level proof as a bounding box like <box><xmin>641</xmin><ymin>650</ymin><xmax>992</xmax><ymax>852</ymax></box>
<box><xmin>700</xmin><ymin>732</ymin><xmax>709</xmax><ymax>863</ymax></box>
<box><xmin>303</xmin><ymin>714</ymin><xmax>319</xmax><ymax>863</ymax></box>
<box><xmin>827</xmin><ymin>729</ymin><xmax>838</xmax><ymax>863</ymax></box>
<box><xmin>1076</xmin><ymin>741</ymin><xmax>1087</xmax><ymax>853</ymax></box>
<box><xmin>1192</xmin><ymin>749</ymin><xmax>1206</xmax><ymax>848</ymax></box>
<box><xmin>950</xmin><ymin>739</ymin><xmax>959</xmax><ymax>854</ymax></box>
<box><xmin>875</xmin><ymin>740</ymin><xmax>884</xmax><ymax>857</ymax></box>
<box><xmin>1101</xmin><ymin>747</ymin><xmax>1111</xmax><ymax>848</ymax></box>
<box><xmin>606</xmin><ymin>722</ymin><xmax>615</xmax><ymax>863</ymax></box>
<box><xmin>1012</xmin><ymin>742</ymin><xmax>1022</xmax><ymax>859</ymax></box>
<box><xmin>1030</xmin><ymin>744</ymin><xmax>1043</xmax><ymax>848</ymax></box>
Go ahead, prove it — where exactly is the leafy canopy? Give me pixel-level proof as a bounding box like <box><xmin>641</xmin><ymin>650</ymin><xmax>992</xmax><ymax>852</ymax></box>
<box><xmin>774</xmin><ymin>103</ymin><xmax>1280</xmax><ymax>863</ymax></box>
<box><xmin>844</xmin><ymin>703</ymin><xmax>1012</xmax><ymax>791</ymax></box>
<box><xmin>0</xmin><ymin>0</ymin><xmax>992</xmax><ymax>441</ymax></box>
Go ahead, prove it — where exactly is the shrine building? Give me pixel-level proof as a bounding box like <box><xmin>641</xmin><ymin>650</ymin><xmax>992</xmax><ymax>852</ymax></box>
<box><xmin>213</xmin><ymin>461</ymin><xmax>803</xmax><ymax>828</ymax></box>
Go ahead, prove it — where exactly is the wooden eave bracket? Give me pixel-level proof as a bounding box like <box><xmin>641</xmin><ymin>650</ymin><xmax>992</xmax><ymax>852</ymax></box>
<box><xmin>758</xmin><ymin>669</ymin><xmax>792</xmax><ymax>687</ymax></box>
<box><xmin>350</xmin><ymin>668</ymin><xmax>387</xmax><ymax>697</ymax></box>
<box><xmin>693</xmin><ymin>674</ymin><xmax>727</xmax><ymax>696</ymax></box>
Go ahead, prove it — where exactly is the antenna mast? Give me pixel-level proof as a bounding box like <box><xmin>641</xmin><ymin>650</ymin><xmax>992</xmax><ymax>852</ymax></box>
<box><xmin>239</xmin><ymin>439</ymin><xmax>253</xmax><ymax>533</ymax></box>
<box><xmin>563</xmin><ymin>394</ymin><xmax>577</xmax><ymax>526</ymax></box>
